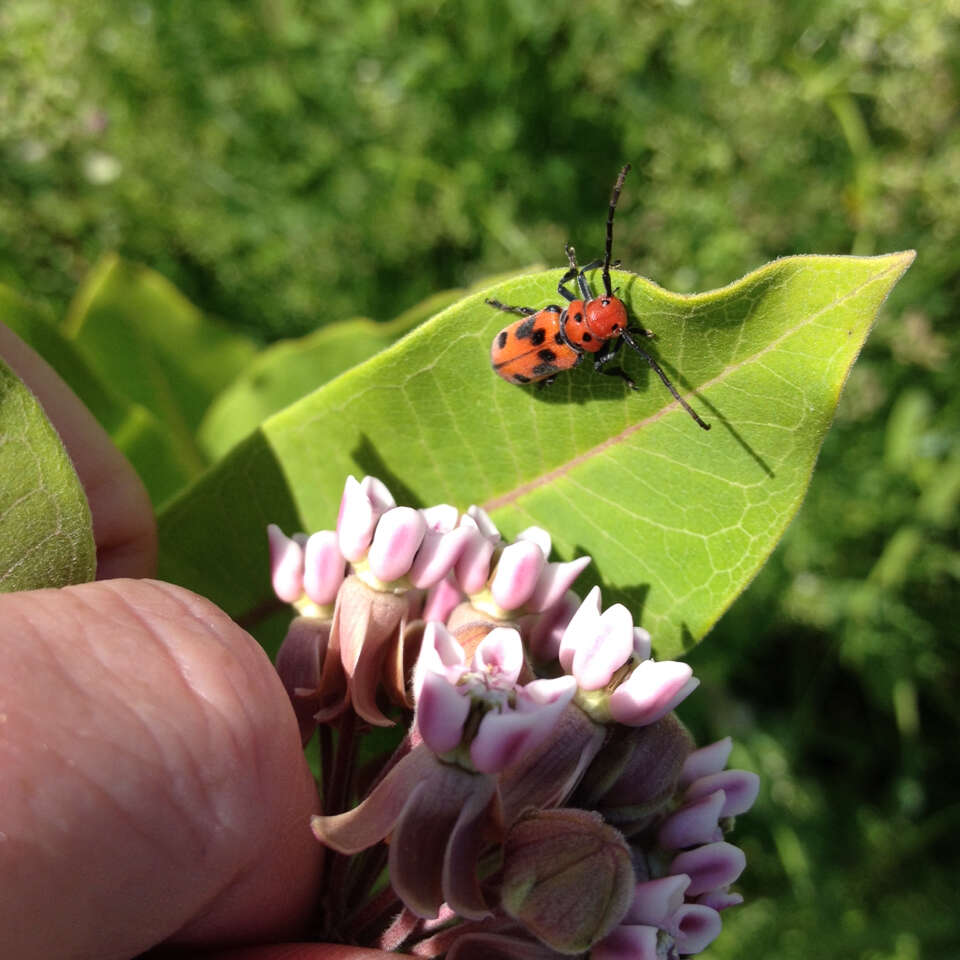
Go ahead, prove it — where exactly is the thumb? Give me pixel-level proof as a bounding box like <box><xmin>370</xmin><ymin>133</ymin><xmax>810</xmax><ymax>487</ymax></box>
<box><xmin>0</xmin><ymin>578</ymin><xmax>322</xmax><ymax>960</ymax></box>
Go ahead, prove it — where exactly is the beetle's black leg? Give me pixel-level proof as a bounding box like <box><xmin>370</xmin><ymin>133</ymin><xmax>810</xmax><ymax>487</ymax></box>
<box><xmin>557</xmin><ymin>244</ymin><xmax>580</xmax><ymax>301</ymax></box>
<box><xmin>486</xmin><ymin>298</ymin><xmax>537</xmax><ymax>316</ymax></box>
<box><xmin>594</xmin><ymin>336</ymin><xmax>636</xmax><ymax>389</ymax></box>
<box><xmin>576</xmin><ymin>258</ymin><xmax>602</xmax><ymax>299</ymax></box>
<box><xmin>620</xmin><ymin>330</ymin><xmax>711</xmax><ymax>430</ymax></box>
<box><xmin>628</xmin><ymin>324</ymin><xmax>655</xmax><ymax>340</ymax></box>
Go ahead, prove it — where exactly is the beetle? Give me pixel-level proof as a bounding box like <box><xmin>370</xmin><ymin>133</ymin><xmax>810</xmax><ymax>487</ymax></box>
<box><xmin>487</xmin><ymin>164</ymin><xmax>710</xmax><ymax>431</ymax></box>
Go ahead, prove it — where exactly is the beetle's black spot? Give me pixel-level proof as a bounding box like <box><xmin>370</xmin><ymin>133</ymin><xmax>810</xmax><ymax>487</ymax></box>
<box><xmin>583</xmin><ymin>332</ymin><xmax>593</xmax><ymax>342</ymax></box>
<box><xmin>574</xmin><ymin>312</ymin><xmax>584</xmax><ymax>323</ymax></box>
<box><xmin>515</xmin><ymin>317</ymin><xmax>537</xmax><ymax>340</ymax></box>
<box><xmin>497</xmin><ymin>330</ymin><xmax>508</xmax><ymax>349</ymax></box>
<box><xmin>538</xmin><ymin>348</ymin><xmax>557</xmax><ymax>363</ymax></box>
<box><xmin>512</xmin><ymin>373</ymin><xmax>532</xmax><ymax>384</ymax></box>
<box><xmin>554</xmin><ymin>331</ymin><xmax>564</xmax><ymax>344</ymax></box>
<box><xmin>532</xmin><ymin>362</ymin><xmax>559</xmax><ymax>377</ymax></box>
<box><xmin>531</xmin><ymin>327</ymin><xmax>546</xmax><ymax>346</ymax></box>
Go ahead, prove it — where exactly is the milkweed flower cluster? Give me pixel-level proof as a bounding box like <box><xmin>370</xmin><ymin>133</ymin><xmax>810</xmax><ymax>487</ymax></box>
<box><xmin>268</xmin><ymin>476</ymin><xmax>759</xmax><ymax>958</ymax></box>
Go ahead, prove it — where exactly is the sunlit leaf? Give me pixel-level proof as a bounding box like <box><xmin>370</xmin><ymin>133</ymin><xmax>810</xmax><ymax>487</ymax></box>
<box><xmin>0</xmin><ymin>356</ymin><xmax>95</xmax><ymax>591</ymax></box>
<box><xmin>197</xmin><ymin>289</ymin><xmax>466</xmax><ymax>461</ymax></box>
<box><xmin>197</xmin><ymin>280</ymin><xmax>527</xmax><ymax>461</ymax></box>
<box><xmin>64</xmin><ymin>255</ymin><xmax>259</xmax><ymax>472</ymax></box>
<box><xmin>158</xmin><ymin>252</ymin><xmax>914</xmax><ymax>656</ymax></box>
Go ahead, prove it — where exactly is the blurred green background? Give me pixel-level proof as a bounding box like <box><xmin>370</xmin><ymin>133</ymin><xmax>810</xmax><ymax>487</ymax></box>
<box><xmin>2</xmin><ymin>0</ymin><xmax>958</xmax><ymax>956</ymax></box>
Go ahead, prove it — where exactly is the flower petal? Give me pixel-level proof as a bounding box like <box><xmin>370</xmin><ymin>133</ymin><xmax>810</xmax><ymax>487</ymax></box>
<box><xmin>409</xmin><ymin>526</ymin><xmax>473</xmax><ymax>589</ymax></box>
<box><xmin>525</xmin><ymin>556</ymin><xmax>591</xmax><ymax>613</ymax></box>
<box><xmin>668</xmin><ymin>841</ymin><xmax>746</xmax><ymax>897</ymax></box>
<box><xmin>417</xmin><ymin>669</ymin><xmax>470</xmax><ymax>754</ymax></box>
<box><xmin>368</xmin><ymin>506</ymin><xmax>427</xmax><ymax>582</ymax></box>
<box><xmin>471</xmin><ymin>678</ymin><xmax>576</xmax><ymax>774</ymax></box>
<box><xmin>473</xmin><ymin>626</ymin><xmax>525</xmax><ymax>684</ymax></box>
<box><xmin>695</xmin><ymin>888</ymin><xmax>744</xmax><ymax>911</ymax></box>
<box><xmin>523</xmin><ymin>590</ymin><xmax>581</xmax><ymax>665</ymax></box>
<box><xmin>491</xmin><ymin>540</ymin><xmax>546</xmax><ymax>610</ymax></box>
<box><xmin>558</xmin><ymin>585</ymin><xmax>602</xmax><ymax>673</ymax></box>
<box><xmin>456</xmin><ymin>529</ymin><xmax>497</xmax><ymax>595</ymax></box>
<box><xmin>622</xmin><ymin>874</ymin><xmax>691</xmax><ymax>926</ymax></box>
<box><xmin>679</xmin><ymin>737</ymin><xmax>733</xmax><ymax>788</ymax></box>
<box><xmin>422</xmin><ymin>503</ymin><xmax>460</xmax><ymax>533</ymax></box>
<box><xmin>669</xmin><ymin>903</ymin><xmax>723</xmax><ymax>955</ymax></box>
<box><xmin>302</xmin><ymin>530</ymin><xmax>345</xmax><ymax>605</ymax></box>
<box><xmin>389</xmin><ymin>760</ymin><xmax>495</xmax><ymax>918</ymax></box>
<box><xmin>516</xmin><ymin>525</ymin><xmax>552</xmax><ymax>556</ymax></box>
<box><xmin>338</xmin><ymin>475</ymin><xmax>395</xmax><ymax>561</ymax></box>
<box><xmin>657</xmin><ymin>789</ymin><xmax>726</xmax><ymax>850</ymax></box>
<box><xmin>608</xmin><ymin>660</ymin><xmax>698</xmax><ymax>726</ymax></box>
<box><xmin>684</xmin><ymin>770</ymin><xmax>760</xmax><ymax>818</ymax></box>
<box><xmin>570</xmin><ymin>603</ymin><xmax>634</xmax><ymax>690</ymax></box>
<box><xmin>311</xmin><ymin>743</ymin><xmax>436</xmax><ymax>853</ymax></box>
<box><xmin>267</xmin><ymin>524</ymin><xmax>304</xmax><ymax>603</ymax></box>
<box><xmin>422</xmin><ymin>573</ymin><xmax>465</xmax><ymax>624</ymax></box>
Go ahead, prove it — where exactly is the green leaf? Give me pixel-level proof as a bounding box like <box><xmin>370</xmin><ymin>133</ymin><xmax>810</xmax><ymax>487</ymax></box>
<box><xmin>64</xmin><ymin>255</ymin><xmax>260</xmax><ymax>472</ymax></box>
<box><xmin>198</xmin><ymin>289</ymin><xmax>467</xmax><ymax>461</ymax></box>
<box><xmin>1</xmin><ymin>284</ymin><xmax>195</xmax><ymax>507</ymax></box>
<box><xmin>158</xmin><ymin>253</ymin><xmax>914</xmax><ymax>657</ymax></box>
<box><xmin>0</xmin><ymin>356</ymin><xmax>95</xmax><ymax>591</ymax></box>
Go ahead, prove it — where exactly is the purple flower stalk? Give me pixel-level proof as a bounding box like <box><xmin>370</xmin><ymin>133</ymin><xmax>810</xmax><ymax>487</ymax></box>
<box><xmin>267</xmin><ymin>475</ymin><xmax>758</xmax><ymax>957</ymax></box>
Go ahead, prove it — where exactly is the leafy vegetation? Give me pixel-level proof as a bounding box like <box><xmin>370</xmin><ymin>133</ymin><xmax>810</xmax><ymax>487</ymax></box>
<box><xmin>1</xmin><ymin>1</ymin><xmax>957</xmax><ymax>956</ymax></box>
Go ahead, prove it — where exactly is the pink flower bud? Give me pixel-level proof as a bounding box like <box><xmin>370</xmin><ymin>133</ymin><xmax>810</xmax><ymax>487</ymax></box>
<box><xmin>657</xmin><ymin>789</ymin><xmax>726</xmax><ymax>850</ymax></box>
<box><xmin>416</xmin><ymin>668</ymin><xmax>471</xmax><ymax>754</ymax></box>
<box><xmin>465</xmin><ymin>504</ymin><xmax>500</xmax><ymax>539</ymax></box>
<box><xmin>608</xmin><ymin>659</ymin><xmax>699</xmax><ymax>726</ymax></box>
<box><xmin>302</xmin><ymin>530</ymin><xmax>345</xmax><ymax>605</ymax></box>
<box><xmin>455</xmin><ymin>527</ymin><xmax>498</xmax><ymax>595</ymax></box>
<box><xmin>524</xmin><ymin>589</ymin><xmax>581</xmax><ymax>664</ymax></box>
<box><xmin>516</xmin><ymin>525</ymin><xmax>551</xmax><ymax>555</ymax></box>
<box><xmin>337</xmin><ymin>475</ymin><xmax>396</xmax><ymax>562</ymax></box>
<box><xmin>680</xmin><ymin>737</ymin><xmax>733</xmax><ymax>788</ymax></box>
<box><xmin>567</xmin><ymin>601</ymin><xmax>635</xmax><ymax>691</ymax></box>
<box><xmin>367</xmin><ymin>506</ymin><xmax>427</xmax><ymax>582</ymax></box>
<box><xmin>668</xmin><ymin>841</ymin><xmax>746</xmax><ymax>897</ymax></box>
<box><xmin>490</xmin><ymin>539</ymin><xmax>546</xmax><ymax>610</ymax></box>
<box><xmin>469</xmin><ymin>675</ymin><xmax>576</xmax><ymax>773</ymax></box>
<box><xmin>525</xmin><ymin>555</ymin><xmax>591</xmax><ymax>612</ymax></box>
<box><xmin>684</xmin><ymin>769</ymin><xmax>760</xmax><ymax>818</ymax></box>
<box><xmin>409</xmin><ymin>525</ymin><xmax>472</xmax><ymax>589</ymax></box>
<box><xmin>695</xmin><ymin>888</ymin><xmax>744</xmax><ymax>911</ymax></box>
<box><xmin>412</xmin><ymin>621</ymin><xmax>465</xmax><ymax>702</ymax></box>
<box><xmin>633</xmin><ymin>626</ymin><xmax>652</xmax><ymax>661</ymax></box>
<box><xmin>422</xmin><ymin>503</ymin><xmax>459</xmax><ymax>533</ymax></box>
<box><xmin>421</xmin><ymin>573</ymin><xmax>464</xmax><ymax>623</ymax></box>
<box><xmin>669</xmin><ymin>903</ymin><xmax>723</xmax><ymax>955</ymax></box>
<box><xmin>267</xmin><ymin>524</ymin><xmax>304</xmax><ymax>603</ymax></box>
<box><xmin>558</xmin><ymin>585</ymin><xmax>602</xmax><ymax>672</ymax></box>
<box><xmin>623</xmin><ymin>874</ymin><xmax>691</xmax><ymax>926</ymax></box>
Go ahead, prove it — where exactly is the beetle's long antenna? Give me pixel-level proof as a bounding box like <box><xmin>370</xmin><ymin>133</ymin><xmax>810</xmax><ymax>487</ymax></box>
<box><xmin>621</xmin><ymin>329</ymin><xmax>711</xmax><ymax>430</ymax></box>
<box><xmin>603</xmin><ymin>164</ymin><xmax>630</xmax><ymax>297</ymax></box>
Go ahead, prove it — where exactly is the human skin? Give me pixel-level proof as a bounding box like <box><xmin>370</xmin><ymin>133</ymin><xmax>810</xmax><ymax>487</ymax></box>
<box><xmin>0</xmin><ymin>324</ymin><xmax>393</xmax><ymax>960</ymax></box>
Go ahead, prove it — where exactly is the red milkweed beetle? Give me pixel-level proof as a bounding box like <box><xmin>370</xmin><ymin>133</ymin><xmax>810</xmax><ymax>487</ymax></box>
<box><xmin>487</xmin><ymin>164</ymin><xmax>711</xmax><ymax>431</ymax></box>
